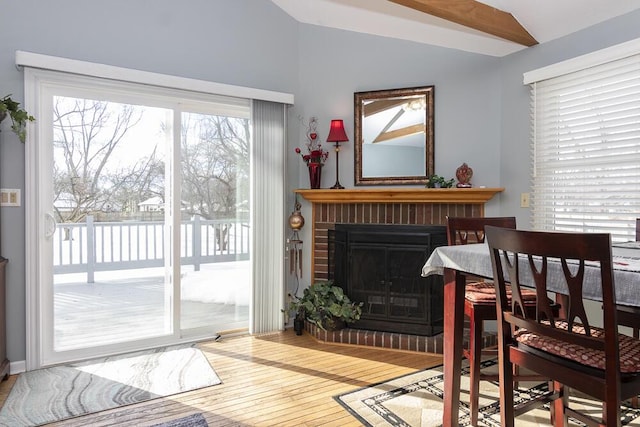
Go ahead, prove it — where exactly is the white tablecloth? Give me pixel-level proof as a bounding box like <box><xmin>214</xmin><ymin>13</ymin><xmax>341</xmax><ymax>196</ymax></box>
<box><xmin>422</xmin><ymin>242</ymin><xmax>640</xmax><ymax>307</ymax></box>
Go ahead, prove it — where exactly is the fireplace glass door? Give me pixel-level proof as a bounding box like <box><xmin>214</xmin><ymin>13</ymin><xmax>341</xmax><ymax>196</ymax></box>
<box><xmin>331</xmin><ymin>224</ymin><xmax>446</xmax><ymax>336</ymax></box>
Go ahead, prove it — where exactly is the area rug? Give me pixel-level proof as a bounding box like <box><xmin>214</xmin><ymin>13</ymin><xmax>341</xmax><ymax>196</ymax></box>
<box><xmin>335</xmin><ymin>359</ymin><xmax>640</xmax><ymax>426</ymax></box>
<box><xmin>0</xmin><ymin>344</ymin><xmax>221</xmax><ymax>426</ymax></box>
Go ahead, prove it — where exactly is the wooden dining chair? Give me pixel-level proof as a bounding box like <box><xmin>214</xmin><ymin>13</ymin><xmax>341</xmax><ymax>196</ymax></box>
<box><xmin>486</xmin><ymin>226</ymin><xmax>640</xmax><ymax>426</ymax></box>
<box><xmin>446</xmin><ymin>216</ymin><xmax>541</xmax><ymax>426</ymax></box>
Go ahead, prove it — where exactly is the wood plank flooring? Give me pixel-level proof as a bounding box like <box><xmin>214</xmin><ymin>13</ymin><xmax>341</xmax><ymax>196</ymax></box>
<box><xmin>0</xmin><ymin>330</ymin><xmax>442</xmax><ymax>426</ymax></box>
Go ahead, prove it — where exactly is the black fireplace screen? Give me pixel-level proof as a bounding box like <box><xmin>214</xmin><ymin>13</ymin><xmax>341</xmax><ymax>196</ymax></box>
<box><xmin>328</xmin><ymin>224</ymin><xmax>447</xmax><ymax>336</ymax></box>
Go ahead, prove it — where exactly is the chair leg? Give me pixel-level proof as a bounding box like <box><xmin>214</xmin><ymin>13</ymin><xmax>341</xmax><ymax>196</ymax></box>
<box><xmin>550</xmin><ymin>382</ymin><xmax>566</xmax><ymax>427</ymax></box>
<box><xmin>633</xmin><ymin>328</ymin><xmax>639</xmax><ymax>408</ymax></box>
<box><xmin>509</xmin><ymin>323</ymin><xmax>519</xmax><ymax>389</ymax></box>
<box><xmin>498</xmin><ymin>347</ymin><xmax>515</xmax><ymax>427</ymax></box>
<box><xmin>603</xmin><ymin>400</ymin><xmax>622</xmax><ymax>426</ymax></box>
<box><xmin>468</xmin><ymin>316</ymin><xmax>483</xmax><ymax>426</ymax></box>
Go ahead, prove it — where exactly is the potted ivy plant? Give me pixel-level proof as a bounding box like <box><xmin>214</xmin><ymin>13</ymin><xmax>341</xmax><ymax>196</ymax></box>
<box><xmin>293</xmin><ymin>281</ymin><xmax>363</xmax><ymax>331</ymax></box>
<box><xmin>0</xmin><ymin>94</ymin><xmax>35</xmax><ymax>143</ymax></box>
<box><xmin>285</xmin><ymin>293</ymin><xmax>307</xmax><ymax>335</ymax></box>
<box><xmin>426</xmin><ymin>174</ymin><xmax>455</xmax><ymax>188</ymax></box>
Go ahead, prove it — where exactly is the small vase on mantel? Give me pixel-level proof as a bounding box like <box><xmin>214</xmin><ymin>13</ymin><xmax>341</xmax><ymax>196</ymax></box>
<box><xmin>308</xmin><ymin>163</ymin><xmax>323</xmax><ymax>189</ymax></box>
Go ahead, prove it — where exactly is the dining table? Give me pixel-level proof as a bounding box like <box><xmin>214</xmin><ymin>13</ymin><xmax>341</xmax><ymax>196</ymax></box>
<box><xmin>421</xmin><ymin>240</ymin><xmax>640</xmax><ymax>427</ymax></box>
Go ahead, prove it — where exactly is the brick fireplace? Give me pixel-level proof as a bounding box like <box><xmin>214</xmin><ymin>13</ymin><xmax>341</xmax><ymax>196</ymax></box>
<box><xmin>294</xmin><ymin>187</ymin><xmax>503</xmax><ymax>354</ymax></box>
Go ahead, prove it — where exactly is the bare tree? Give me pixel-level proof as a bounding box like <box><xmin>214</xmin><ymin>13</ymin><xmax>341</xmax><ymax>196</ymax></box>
<box><xmin>52</xmin><ymin>97</ymin><xmax>163</xmax><ymax>223</ymax></box>
<box><xmin>52</xmin><ymin>98</ymin><xmax>249</xmax><ymax>246</ymax></box>
<box><xmin>181</xmin><ymin>113</ymin><xmax>250</xmax><ymax>249</ymax></box>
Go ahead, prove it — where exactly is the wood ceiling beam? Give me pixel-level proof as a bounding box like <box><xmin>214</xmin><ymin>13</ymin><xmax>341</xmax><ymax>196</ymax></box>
<box><xmin>363</xmin><ymin>98</ymin><xmax>409</xmax><ymax>117</ymax></box>
<box><xmin>388</xmin><ymin>0</ymin><xmax>538</xmax><ymax>47</ymax></box>
<box><xmin>373</xmin><ymin>124</ymin><xmax>425</xmax><ymax>143</ymax></box>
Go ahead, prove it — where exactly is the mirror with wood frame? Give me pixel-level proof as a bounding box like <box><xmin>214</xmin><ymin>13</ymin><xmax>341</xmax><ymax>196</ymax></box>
<box><xmin>354</xmin><ymin>86</ymin><xmax>434</xmax><ymax>185</ymax></box>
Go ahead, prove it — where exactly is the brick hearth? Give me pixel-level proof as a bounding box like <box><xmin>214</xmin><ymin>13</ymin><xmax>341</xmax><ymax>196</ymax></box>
<box><xmin>303</xmin><ymin>322</ymin><xmax>497</xmax><ymax>355</ymax></box>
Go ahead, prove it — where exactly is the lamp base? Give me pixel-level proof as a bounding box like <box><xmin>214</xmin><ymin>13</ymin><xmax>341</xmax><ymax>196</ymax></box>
<box><xmin>330</xmin><ymin>182</ymin><xmax>344</xmax><ymax>189</ymax></box>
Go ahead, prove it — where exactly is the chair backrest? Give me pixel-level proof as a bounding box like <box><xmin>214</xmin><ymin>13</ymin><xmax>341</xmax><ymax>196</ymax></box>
<box><xmin>485</xmin><ymin>226</ymin><xmax>618</xmax><ymax>367</ymax></box>
<box><xmin>446</xmin><ymin>216</ymin><xmax>516</xmax><ymax>246</ymax></box>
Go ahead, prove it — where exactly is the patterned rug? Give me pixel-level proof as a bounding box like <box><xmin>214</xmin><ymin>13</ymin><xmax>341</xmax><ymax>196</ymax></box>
<box><xmin>335</xmin><ymin>359</ymin><xmax>640</xmax><ymax>426</ymax></box>
<box><xmin>0</xmin><ymin>344</ymin><xmax>221</xmax><ymax>426</ymax></box>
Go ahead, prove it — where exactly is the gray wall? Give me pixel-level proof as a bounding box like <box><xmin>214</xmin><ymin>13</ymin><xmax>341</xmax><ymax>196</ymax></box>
<box><xmin>1</xmin><ymin>1</ymin><xmax>639</xmax><ymax>363</ymax></box>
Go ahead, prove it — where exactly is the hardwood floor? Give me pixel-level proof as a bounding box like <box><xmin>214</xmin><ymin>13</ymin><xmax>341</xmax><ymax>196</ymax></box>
<box><xmin>0</xmin><ymin>330</ymin><xmax>442</xmax><ymax>426</ymax></box>
<box><xmin>0</xmin><ymin>330</ymin><xmax>442</xmax><ymax>427</ymax></box>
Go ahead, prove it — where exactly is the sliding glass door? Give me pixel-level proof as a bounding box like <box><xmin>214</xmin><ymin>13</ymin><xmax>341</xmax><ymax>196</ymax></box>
<box><xmin>29</xmin><ymin>71</ymin><xmax>251</xmax><ymax>367</ymax></box>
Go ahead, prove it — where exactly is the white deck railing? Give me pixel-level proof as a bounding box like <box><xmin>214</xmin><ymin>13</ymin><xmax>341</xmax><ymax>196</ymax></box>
<box><xmin>54</xmin><ymin>215</ymin><xmax>250</xmax><ymax>282</ymax></box>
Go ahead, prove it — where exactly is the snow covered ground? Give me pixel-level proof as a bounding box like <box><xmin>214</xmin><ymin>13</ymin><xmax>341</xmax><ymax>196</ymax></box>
<box><xmin>180</xmin><ymin>260</ymin><xmax>251</xmax><ymax>306</ymax></box>
<box><xmin>55</xmin><ymin>260</ymin><xmax>251</xmax><ymax>306</ymax></box>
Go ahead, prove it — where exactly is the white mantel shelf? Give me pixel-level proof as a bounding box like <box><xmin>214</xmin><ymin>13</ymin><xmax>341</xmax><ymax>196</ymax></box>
<box><xmin>294</xmin><ymin>188</ymin><xmax>505</xmax><ymax>204</ymax></box>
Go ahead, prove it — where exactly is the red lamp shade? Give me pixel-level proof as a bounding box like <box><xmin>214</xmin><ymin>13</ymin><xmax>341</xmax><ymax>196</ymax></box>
<box><xmin>326</xmin><ymin>119</ymin><xmax>349</xmax><ymax>143</ymax></box>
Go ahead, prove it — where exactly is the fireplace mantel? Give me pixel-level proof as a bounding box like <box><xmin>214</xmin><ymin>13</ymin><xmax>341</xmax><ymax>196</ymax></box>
<box><xmin>294</xmin><ymin>187</ymin><xmax>504</xmax><ymax>204</ymax></box>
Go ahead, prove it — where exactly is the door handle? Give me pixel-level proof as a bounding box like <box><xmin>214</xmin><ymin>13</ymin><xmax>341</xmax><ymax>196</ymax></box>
<box><xmin>44</xmin><ymin>212</ymin><xmax>57</xmax><ymax>238</ymax></box>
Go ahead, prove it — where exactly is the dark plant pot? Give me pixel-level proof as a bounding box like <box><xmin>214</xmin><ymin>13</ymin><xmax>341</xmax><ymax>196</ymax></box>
<box><xmin>323</xmin><ymin>317</ymin><xmax>346</xmax><ymax>331</ymax></box>
<box><xmin>293</xmin><ymin>318</ymin><xmax>304</xmax><ymax>335</ymax></box>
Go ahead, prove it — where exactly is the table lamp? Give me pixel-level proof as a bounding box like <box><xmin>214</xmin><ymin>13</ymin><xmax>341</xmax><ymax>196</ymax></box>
<box><xmin>326</xmin><ymin>119</ymin><xmax>349</xmax><ymax>189</ymax></box>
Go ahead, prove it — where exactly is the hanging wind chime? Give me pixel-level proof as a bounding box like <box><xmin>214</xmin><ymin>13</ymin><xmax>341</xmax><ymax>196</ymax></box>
<box><xmin>287</xmin><ymin>196</ymin><xmax>305</xmax><ymax>278</ymax></box>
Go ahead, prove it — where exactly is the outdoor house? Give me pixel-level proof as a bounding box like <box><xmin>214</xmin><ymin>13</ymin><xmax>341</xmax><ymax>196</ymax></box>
<box><xmin>1</xmin><ymin>1</ymin><xmax>640</xmax><ymax>425</ymax></box>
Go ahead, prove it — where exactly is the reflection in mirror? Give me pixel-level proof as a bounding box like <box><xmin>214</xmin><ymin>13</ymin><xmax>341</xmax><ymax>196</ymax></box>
<box><xmin>354</xmin><ymin>86</ymin><xmax>434</xmax><ymax>185</ymax></box>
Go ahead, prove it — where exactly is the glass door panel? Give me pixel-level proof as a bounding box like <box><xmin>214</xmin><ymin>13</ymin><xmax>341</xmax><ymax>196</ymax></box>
<box><xmin>179</xmin><ymin>111</ymin><xmax>250</xmax><ymax>334</ymax></box>
<box><xmin>50</xmin><ymin>96</ymin><xmax>173</xmax><ymax>354</ymax></box>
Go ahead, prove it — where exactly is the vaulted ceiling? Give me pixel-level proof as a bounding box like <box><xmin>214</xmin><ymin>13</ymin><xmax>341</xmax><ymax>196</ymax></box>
<box><xmin>271</xmin><ymin>0</ymin><xmax>640</xmax><ymax>57</ymax></box>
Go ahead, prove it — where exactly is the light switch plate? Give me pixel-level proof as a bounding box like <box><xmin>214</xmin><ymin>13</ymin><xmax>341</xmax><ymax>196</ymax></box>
<box><xmin>0</xmin><ymin>189</ymin><xmax>21</xmax><ymax>207</ymax></box>
<box><xmin>520</xmin><ymin>192</ymin><xmax>530</xmax><ymax>208</ymax></box>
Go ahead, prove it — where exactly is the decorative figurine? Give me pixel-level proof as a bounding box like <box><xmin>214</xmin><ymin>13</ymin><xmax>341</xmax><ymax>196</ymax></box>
<box><xmin>456</xmin><ymin>163</ymin><xmax>473</xmax><ymax>188</ymax></box>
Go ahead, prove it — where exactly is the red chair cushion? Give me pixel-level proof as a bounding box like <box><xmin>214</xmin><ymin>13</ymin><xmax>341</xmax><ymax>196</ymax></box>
<box><xmin>465</xmin><ymin>282</ymin><xmax>538</xmax><ymax>304</ymax></box>
<box><xmin>515</xmin><ymin>320</ymin><xmax>640</xmax><ymax>374</ymax></box>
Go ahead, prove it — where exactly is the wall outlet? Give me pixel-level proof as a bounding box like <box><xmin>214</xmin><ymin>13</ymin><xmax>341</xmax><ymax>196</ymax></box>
<box><xmin>520</xmin><ymin>192</ymin><xmax>530</xmax><ymax>208</ymax></box>
<box><xmin>0</xmin><ymin>189</ymin><xmax>20</xmax><ymax>207</ymax></box>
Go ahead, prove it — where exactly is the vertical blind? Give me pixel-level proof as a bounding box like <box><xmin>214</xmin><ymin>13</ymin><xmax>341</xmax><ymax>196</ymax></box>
<box><xmin>530</xmin><ymin>53</ymin><xmax>640</xmax><ymax>242</ymax></box>
<box><xmin>251</xmin><ymin>100</ymin><xmax>286</xmax><ymax>334</ymax></box>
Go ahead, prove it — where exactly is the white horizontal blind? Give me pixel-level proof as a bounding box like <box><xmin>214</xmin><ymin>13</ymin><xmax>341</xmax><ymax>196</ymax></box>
<box><xmin>531</xmin><ymin>54</ymin><xmax>640</xmax><ymax>242</ymax></box>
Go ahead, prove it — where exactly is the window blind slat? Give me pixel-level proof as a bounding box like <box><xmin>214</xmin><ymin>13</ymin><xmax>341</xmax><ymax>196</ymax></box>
<box><xmin>531</xmin><ymin>52</ymin><xmax>640</xmax><ymax>242</ymax></box>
